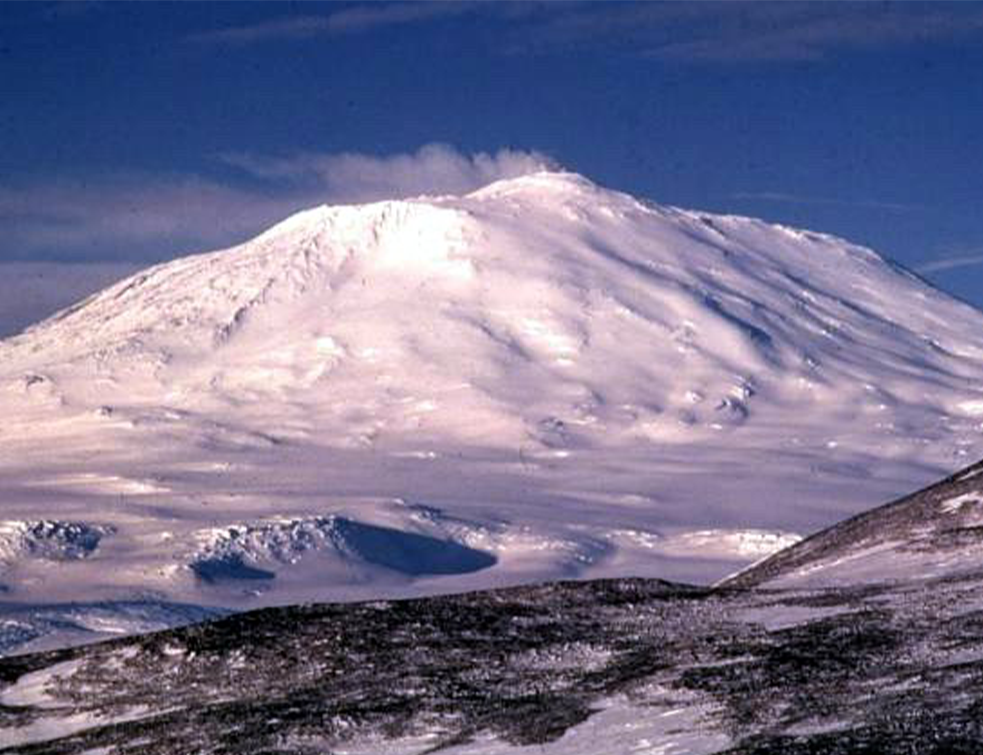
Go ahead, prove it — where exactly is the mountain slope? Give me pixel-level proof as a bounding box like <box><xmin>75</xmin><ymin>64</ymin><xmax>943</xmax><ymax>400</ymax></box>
<box><xmin>721</xmin><ymin>458</ymin><xmax>983</xmax><ymax>589</ymax></box>
<box><xmin>6</xmin><ymin>172</ymin><xmax>983</xmax><ymax>450</ymax></box>
<box><xmin>1</xmin><ymin>172</ymin><xmax>982</xmax><ymax>610</ymax></box>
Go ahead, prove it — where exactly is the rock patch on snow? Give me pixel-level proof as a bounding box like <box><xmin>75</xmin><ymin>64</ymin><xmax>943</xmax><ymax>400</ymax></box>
<box><xmin>0</xmin><ymin>521</ymin><xmax>115</xmax><ymax>563</ymax></box>
<box><xmin>189</xmin><ymin>515</ymin><xmax>497</xmax><ymax>583</ymax></box>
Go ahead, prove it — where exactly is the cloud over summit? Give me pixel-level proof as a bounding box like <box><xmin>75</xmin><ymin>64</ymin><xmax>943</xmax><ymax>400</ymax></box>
<box><xmin>0</xmin><ymin>145</ymin><xmax>555</xmax><ymax>264</ymax></box>
<box><xmin>222</xmin><ymin>144</ymin><xmax>557</xmax><ymax>203</ymax></box>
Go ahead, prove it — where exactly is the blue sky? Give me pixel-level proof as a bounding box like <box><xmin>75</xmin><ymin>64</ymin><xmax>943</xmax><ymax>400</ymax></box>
<box><xmin>3</xmin><ymin>1</ymin><xmax>983</xmax><ymax>311</ymax></box>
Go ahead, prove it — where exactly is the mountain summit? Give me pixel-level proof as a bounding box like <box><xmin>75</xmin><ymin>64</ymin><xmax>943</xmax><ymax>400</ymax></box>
<box><xmin>1</xmin><ymin>171</ymin><xmax>983</xmax><ymax>612</ymax></box>
<box><xmin>6</xmin><ymin>171</ymin><xmax>983</xmax><ymax>453</ymax></box>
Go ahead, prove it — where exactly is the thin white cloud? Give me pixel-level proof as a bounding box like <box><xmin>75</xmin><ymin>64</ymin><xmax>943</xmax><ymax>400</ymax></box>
<box><xmin>327</xmin><ymin>3</ymin><xmax>473</xmax><ymax>35</ymax></box>
<box><xmin>221</xmin><ymin>143</ymin><xmax>557</xmax><ymax>202</ymax></box>
<box><xmin>0</xmin><ymin>145</ymin><xmax>555</xmax><ymax>263</ymax></box>
<box><xmin>185</xmin><ymin>16</ymin><xmax>332</xmax><ymax>46</ymax></box>
<box><xmin>505</xmin><ymin>3</ymin><xmax>983</xmax><ymax>63</ymax></box>
<box><xmin>915</xmin><ymin>254</ymin><xmax>983</xmax><ymax>275</ymax></box>
<box><xmin>183</xmin><ymin>4</ymin><xmax>983</xmax><ymax>61</ymax></box>
<box><xmin>732</xmin><ymin>191</ymin><xmax>919</xmax><ymax>213</ymax></box>
<box><xmin>0</xmin><ymin>175</ymin><xmax>311</xmax><ymax>262</ymax></box>
<box><xmin>186</xmin><ymin>3</ymin><xmax>473</xmax><ymax>46</ymax></box>
<box><xmin>650</xmin><ymin>8</ymin><xmax>983</xmax><ymax>63</ymax></box>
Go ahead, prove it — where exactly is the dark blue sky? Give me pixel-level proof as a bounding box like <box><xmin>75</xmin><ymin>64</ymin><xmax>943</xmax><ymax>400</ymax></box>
<box><xmin>3</xmin><ymin>1</ymin><xmax>983</xmax><ymax>308</ymax></box>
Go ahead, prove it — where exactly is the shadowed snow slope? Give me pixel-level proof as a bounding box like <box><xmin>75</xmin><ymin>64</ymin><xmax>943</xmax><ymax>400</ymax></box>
<box><xmin>1</xmin><ymin>171</ymin><xmax>983</xmax><ymax>613</ymax></box>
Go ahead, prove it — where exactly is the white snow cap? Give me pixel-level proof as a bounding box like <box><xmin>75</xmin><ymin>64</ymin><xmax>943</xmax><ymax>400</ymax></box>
<box><xmin>9</xmin><ymin>168</ymin><xmax>982</xmax><ymax>450</ymax></box>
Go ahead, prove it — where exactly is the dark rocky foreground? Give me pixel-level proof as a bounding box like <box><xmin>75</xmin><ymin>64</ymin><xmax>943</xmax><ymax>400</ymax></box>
<box><xmin>3</xmin><ymin>460</ymin><xmax>983</xmax><ymax>754</ymax></box>
<box><xmin>2</xmin><ymin>572</ymin><xmax>983</xmax><ymax>754</ymax></box>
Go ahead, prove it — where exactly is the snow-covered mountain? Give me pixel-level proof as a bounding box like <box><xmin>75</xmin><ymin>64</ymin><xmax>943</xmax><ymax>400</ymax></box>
<box><xmin>2</xmin><ymin>171</ymin><xmax>983</xmax><ymax>612</ymax></box>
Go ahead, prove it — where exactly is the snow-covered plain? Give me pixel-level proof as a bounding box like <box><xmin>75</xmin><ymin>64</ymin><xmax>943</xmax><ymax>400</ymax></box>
<box><xmin>2</xmin><ymin>171</ymin><xmax>983</xmax><ymax>626</ymax></box>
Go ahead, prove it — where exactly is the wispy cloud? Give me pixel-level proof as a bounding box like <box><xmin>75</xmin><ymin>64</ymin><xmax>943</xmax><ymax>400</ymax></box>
<box><xmin>43</xmin><ymin>1</ymin><xmax>108</xmax><ymax>21</ymax></box>
<box><xmin>220</xmin><ymin>143</ymin><xmax>556</xmax><ymax>202</ymax></box>
<box><xmin>652</xmin><ymin>5</ymin><xmax>983</xmax><ymax>63</ymax></box>
<box><xmin>505</xmin><ymin>3</ymin><xmax>983</xmax><ymax>63</ymax></box>
<box><xmin>186</xmin><ymin>3</ymin><xmax>474</xmax><ymax>46</ymax></box>
<box><xmin>184</xmin><ymin>3</ymin><xmax>983</xmax><ymax>61</ymax></box>
<box><xmin>185</xmin><ymin>16</ymin><xmax>332</xmax><ymax>46</ymax></box>
<box><xmin>731</xmin><ymin>191</ymin><xmax>919</xmax><ymax>213</ymax></box>
<box><xmin>915</xmin><ymin>253</ymin><xmax>983</xmax><ymax>275</ymax></box>
<box><xmin>0</xmin><ymin>175</ymin><xmax>308</xmax><ymax>262</ymax></box>
<box><xmin>0</xmin><ymin>145</ymin><xmax>553</xmax><ymax>263</ymax></box>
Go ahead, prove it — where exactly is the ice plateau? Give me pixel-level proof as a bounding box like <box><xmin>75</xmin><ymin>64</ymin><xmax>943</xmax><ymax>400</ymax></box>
<box><xmin>1</xmin><ymin>171</ymin><xmax>983</xmax><ymax>629</ymax></box>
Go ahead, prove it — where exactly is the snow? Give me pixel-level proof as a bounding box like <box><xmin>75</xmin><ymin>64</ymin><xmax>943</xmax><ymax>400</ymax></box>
<box><xmin>0</xmin><ymin>657</ymin><xmax>156</xmax><ymax>749</ymax></box>
<box><xmin>332</xmin><ymin>691</ymin><xmax>730</xmax><ymax>755</ymax></box>
<box><xmin>438</xmin><ymin>700</ymin><xmax>729</xmax><ymax>755</ymax></box>
<box><xmin>760</xmin><ymin>535</ymin><xmax>983</xmax><ymax>589</ymax></box>
<box><xmin>0</xmin><ymin>601</ymin><xmax>227</xmax><ymax>656</ymax></box>
<box><xmin>651</xmin><ymin>529</ymin><xmax>801</xmax><ymax>559</ymax></box>
<box><xmin>0</xmin><ymin>659</ymin><xmax>82</xmax><ymax>708</ymax></box>
<box><xmin>735</xmin><ymin>595</ymin><xmax>858</xmax><ymax>631</ymax></box>
<box><xmin>958</xmin><ymin>399</ymin><xmax>983</xmax><ymax>417</ymax></box>
<box><xmin>0</xmin><ymin>520</ymin><xmax>114</xmax><ymax>562</ymax></box>
<box><xmin>1</xmin><ymin>171</ymin><xmax>982</xmax><ymax>614</ymax></box>
<box><xmin>940</xmin><ymin>492</ymin><xmax>981</xmax><ymax>514</ymax></box>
